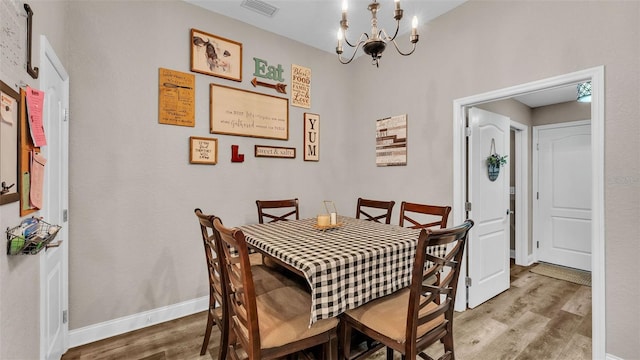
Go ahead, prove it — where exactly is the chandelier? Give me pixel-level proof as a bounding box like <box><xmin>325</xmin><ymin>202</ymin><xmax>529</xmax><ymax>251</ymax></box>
<box><xmin>336</xmin><ymin>0</ymin><xmax>419</xmax><ymax>67</ymax></box>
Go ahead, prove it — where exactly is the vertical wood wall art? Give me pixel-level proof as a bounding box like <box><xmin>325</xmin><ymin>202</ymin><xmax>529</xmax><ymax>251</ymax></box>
<box><xmin>376</xmin><ymin>114</ymin><xmax>407</xmax><ymax>167</ymax></box>
<box><xmin>304</xmin><ymin>113</ymin><xmax>319</xmax><ymax>161</ymax></box>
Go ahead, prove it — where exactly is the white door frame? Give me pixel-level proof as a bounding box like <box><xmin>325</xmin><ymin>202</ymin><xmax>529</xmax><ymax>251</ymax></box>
<box><xmin>39</xmin><ymin>35</ymin><xmax>69</xmax><ymax>359</ymax></box>
<box><xmin>453</xmin><ymin>66</ymin><xmax>605</xmax><ymax>359</ymax></box>
<box><xmin>510</xmin><ymin>120</ymin><xmax>529</xmax><ymax>267</ymax></box>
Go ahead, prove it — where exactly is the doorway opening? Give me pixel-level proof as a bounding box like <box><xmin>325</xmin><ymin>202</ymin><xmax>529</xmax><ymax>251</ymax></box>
<box><xmin>452</xmin><ymin>66</ymin><xmax>605</xmax><ymax>359</ymax></box>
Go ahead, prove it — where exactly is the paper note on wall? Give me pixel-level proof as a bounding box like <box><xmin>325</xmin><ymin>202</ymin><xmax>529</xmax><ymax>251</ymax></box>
<box><xmin>22</xmin><ymin>172</ymin><xmax>31</xmax><ymax>211</ymax></box>
<box><xmin>29</xmin><ymin>151</ymin><xmax>46</xmax><ymax>209</ymax></box>
<box><xmin>26</xmin><ymin>86</ymin><xmax>47</xmax><ymax>146</ymax></box>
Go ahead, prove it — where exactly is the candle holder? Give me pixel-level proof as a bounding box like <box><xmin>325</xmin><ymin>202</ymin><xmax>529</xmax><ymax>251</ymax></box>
<box><xmin>315</xmin><ymin>200</ymin><xmax>342</xmax><ymax>230</ymax></box>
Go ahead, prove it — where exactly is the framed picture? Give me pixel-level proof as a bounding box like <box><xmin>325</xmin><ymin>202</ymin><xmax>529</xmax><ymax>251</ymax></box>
<box><xmin>158</xmin><ymin>68</ymin><xmax>195</xmax><ymax>127</ymax></box>
<box><xmin>0</xmin><ymin>80</ymin><xmax>20</xmax><ymax>205</ymax></box>
<box><xmin>191</xmin><ymin>28</ymin><xmax>242</xmax><ymax>82</ymax></box>
<box><xmin>303</xmin><ymin>113</ymin><xmax>319</xmax><ymax>161</ymax></box>
<box><xmin>376</xmin><ymin>114</ymin><xmax>407</xmax><ymax>166</ymax></box>
<box><xmin>210</xmin><ymin>84</ymin><xmax>289</xmax><ymax>140</ymax></box>
<box><xmin>255</xmin><ymin>145</ymin><xmax>296</xmax><ymax>159</ymax></box>
<box><xmin>189</xmin><ymin>136</ymin><xmax>218</xmax><ymax>165</ymax></box>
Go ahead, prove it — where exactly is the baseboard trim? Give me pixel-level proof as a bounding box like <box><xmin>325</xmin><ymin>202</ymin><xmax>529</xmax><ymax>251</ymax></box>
<box><xmin>606</xmin><ymin>354</ymin><xmax>624</xmax><ymax>360</ymax></box>
<box><xmin>68</xmin><ymin>296</ymin><xmax>208</xmax><ymax>348</ymax></box>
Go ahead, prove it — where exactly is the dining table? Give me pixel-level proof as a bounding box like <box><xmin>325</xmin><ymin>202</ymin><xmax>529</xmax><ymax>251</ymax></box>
<box><xmin>239</xmin><ymin>216</ymin><xmax>424</xmax><ymax>325</ymax></box>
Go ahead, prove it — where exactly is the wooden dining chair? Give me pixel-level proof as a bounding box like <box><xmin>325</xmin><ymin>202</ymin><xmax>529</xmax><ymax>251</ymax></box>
<box><xmin>399</xmin><ymin>201</ymin><xmax>451</xmax><ymax>230</ymax></box>
<box><xmin>213</xmin><ymin>218</ymin><xmax>339</xmax><ymax>360</ymax></box>
<box><xmin>399</xmin><ymin>202</ymin><xmax>452</xmax><ymax>263</ymax></box>
<box><xmin>194</xmin><ymin>209</ymin><xmax>300</xmax><ymax>357</ymax></box>
<box><xmin>356</xmin><ymin>198</ymin><xmax>396</xmax><ymax>224</ymax></box>
<box><xmin>256</xmin><ymin>198</ymin><xmax>300</xmax><ymax>223</ymax></box>
<box><xmin>341</xmin><ymin>220</ymin><xmax>474</xmax><ymax>360</ymax></box>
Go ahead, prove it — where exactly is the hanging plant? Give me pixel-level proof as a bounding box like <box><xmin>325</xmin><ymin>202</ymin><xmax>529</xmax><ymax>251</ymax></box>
<box><xmin>486</xmin><ymin>153</ymin><xmax>508</xmax><ymax>167</ymax></box>
<box><xmin>487</xmin><ymin>139</ymin><xmax>507</xmax><ymax>181</ymax></box>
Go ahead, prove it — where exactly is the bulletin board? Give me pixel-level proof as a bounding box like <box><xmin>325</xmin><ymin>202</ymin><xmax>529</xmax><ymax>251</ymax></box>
<box><xmin>0</xmin><ymin>79</ymin><xmax>19</xmax><ymax>205</ymax></box>
<box><xmin>19</xmin><ymin>88</ymin><xmax>40</xmax><ymax>216</ymax></box>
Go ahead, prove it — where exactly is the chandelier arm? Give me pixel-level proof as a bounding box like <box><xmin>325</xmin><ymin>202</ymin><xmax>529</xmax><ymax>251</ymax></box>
<box><xmin>390</xmin><ymin>39</ymin><xmax>417</xmax><ymax>56</ymax></box>
<box><xmin>338</xmin><ymin>40</ymin><xmax>366</xmax><ymax>64</ymax></box>
<box><xmin>343</xmin><ymin>31</ymin><xmax>369</xmax><ymax>49</ymax></box>
<box><xmin>388</xmin><ymin>19</ymin><xmax>401</xmax><ymax>42</ymax></box>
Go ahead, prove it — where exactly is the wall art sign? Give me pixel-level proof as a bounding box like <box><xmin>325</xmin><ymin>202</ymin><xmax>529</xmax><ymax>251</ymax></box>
<box><xmin>189</xmin><ymin>136</ymin><xmax>218</xmax><ymax>165</ymax></box>
<box><xmin>158</xmin><ymin>68</ymin><xmax>195</xmax><ymax>127</ymax></box>
<box><xmin>303</xmin><ymin>113</ymin><xmax>319</xmax><ymax>161</ymax></box>
<box><xmin>376</xmin><ymin>114</ymin><xmax>407</xmax><ymax>167</ymax></box>
<box><xmin>291</xmin><ymin>64</ymin><xmax>311</xmax><ymax>109</ymax></box>
<box><xmin>210</xmin><ymin>84</ymin><xmax>289</xmax><ymax>140</ymax></box>
<box><xmin>254</xmin><ymin>145</ymin><xmax>296</xmax><ymax>159</ymax></box>
<box><xmin>191</xmin><ymin>28</ymin><xmax>242</xmax><ymax>82</ymax></box>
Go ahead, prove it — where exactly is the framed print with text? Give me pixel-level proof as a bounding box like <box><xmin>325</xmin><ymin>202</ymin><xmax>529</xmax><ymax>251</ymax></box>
<box><xmin>189</xmin><ymin>136</ymin><xmax>218</xmax><ymax>165</ymax></box>
<box><xmin>303</xmin><ymin>113</ymin><xmax>319</xmax><ymax>161</ymax></box>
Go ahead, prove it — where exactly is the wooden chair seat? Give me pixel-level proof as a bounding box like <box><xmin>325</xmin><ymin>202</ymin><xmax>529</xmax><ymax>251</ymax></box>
<box><xmin>252</xmin><ymin>286</ymin><xmax>339</xmax><ymax>349</ymax></box>
<box><xmin>345</xmin><ymin>288</ymin><xmax>444</xmax><ymax>343</ymax></box>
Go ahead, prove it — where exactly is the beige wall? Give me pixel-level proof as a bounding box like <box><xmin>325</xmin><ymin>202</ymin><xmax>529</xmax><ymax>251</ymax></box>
<box><xmin>533</xmin><ymin>100</ymin><xmax>591</xmax><ymax>126</ymax></box>
<box><xmin>1</xmin><ymin>1</ymin><xmax>638</xmax><ymax>359</ymax></box>
<box><xmin>350</xmin><ymin>1</ymin><xmax>639</xmax><ymax>358</ymax></box>
<box><xmin>0</xmin><ymin>1</ymin><xmax>68</xmax><ymax>359</ymax></box>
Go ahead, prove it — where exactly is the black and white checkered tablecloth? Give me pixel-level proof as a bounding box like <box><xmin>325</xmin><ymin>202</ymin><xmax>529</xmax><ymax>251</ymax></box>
<box><xmin>240</xmin><ymin>216</ymin><xmax>423</xmax><ymax>325</ymax></box>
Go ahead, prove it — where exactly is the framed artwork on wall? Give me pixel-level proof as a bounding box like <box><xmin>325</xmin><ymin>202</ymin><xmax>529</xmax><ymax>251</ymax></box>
<box><xmin>190</xmin><ymin>28</ymin><xmax>242</xmax><ymax>82</ymax></box>
<box><xmin>210</xmin><ymin>84</ymin><xmax>289</xmax><ymax>140</ymax></box>
<box><xmin>189</xmin><ymin>136</ymin><xmax>218</xmax><ymax>165</ymax></box>
<box><xmin>0</xmin><ymin>80</ymin><xmax>20</xmax><ymax>205</ymax></box>
<box><xmin>254</xmin><ymin>145</ymin><xmax>296</xmax><ymax>159</ymax></box>
<box><xmin>303</xmin><ymin>113</ymin><xmax>319</xmax><ymax>161</ymax></box>
<box><xmin>376</xmin><ymin>114</ymin><xmax>407</xmax><ymax>166</ymax></box>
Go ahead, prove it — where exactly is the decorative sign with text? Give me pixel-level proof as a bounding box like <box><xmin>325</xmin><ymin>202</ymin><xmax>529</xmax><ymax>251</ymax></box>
<box><xmin>303</xmin><ymin>113</ymin><xmax>319</xmax><ymax>161</ymax></box>
<box><xmin>158</xmin><ymin>68</ymin><xmax>195</xmax><ymax>127</ymax></box>
<box><xmin>291</xmin><ymin>64</ymin><xmax>311</xmax><ymax>109</ymax></box>
<box><xmin>376</xmin><ymin>114</ymin><xmax>407</xmax><ymax>166</ymax></box>
<box><xmin>254</xmin><ymin>145</ymin><xmax>296</xmax><ymax>159</ymax></box>
<box><xmin>189</xmin><ymin>136</ymin><xmax>217</xmax><ymax>165</ymax></box>
<box><xmin>210</xmin><ymin>84</ymin><xmax>289</xmax><ymax>140</ymax></box>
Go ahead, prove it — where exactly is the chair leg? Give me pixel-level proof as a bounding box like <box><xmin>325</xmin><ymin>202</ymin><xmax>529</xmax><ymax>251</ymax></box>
<box><xmin>340</xmin><ymin>321</ymin><xmax>352</xmax><ymax>360</ymax></box>
<box><xmin>386</xmin><ymin>347</ymin><xmax>394</xmax><ymax>360</ymax></box>
<box><xmin>200</xmin><ymin>311</ymin><xmax>214</xmax><ymax>356</ymax></box>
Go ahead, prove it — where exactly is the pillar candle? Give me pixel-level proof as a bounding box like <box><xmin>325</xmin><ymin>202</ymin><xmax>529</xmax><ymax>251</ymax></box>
<box><xmin>317</xmin><ymin>214</ymin><xmax>330</xmax><ymax>227</ymax></box>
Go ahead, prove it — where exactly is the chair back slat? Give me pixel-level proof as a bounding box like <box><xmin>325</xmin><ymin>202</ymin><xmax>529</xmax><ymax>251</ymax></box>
<box><xmin>256</xmin><ymin>198</ymin><xmax>300</xmax><ymax>223</ymax></box>
<box><xmin>356</xmin><ymin>197</ymin><xmax>396</xmax><ymax>224</ymax></box>
<box><xmin>213</xmin><ymin>218</ymin><xmax>262</xmax><ymax>359</ymax></box>
<box><xmin>399</xmin><ymin>202</ymin><xmax>451</xmax><ymax>229</ymax></box>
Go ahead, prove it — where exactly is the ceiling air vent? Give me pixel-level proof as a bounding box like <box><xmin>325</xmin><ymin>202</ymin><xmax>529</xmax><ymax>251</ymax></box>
<box><xmin>241</xmin><ymin>0</ymin><xmax>279</xmax><ymax>17</ymax></box>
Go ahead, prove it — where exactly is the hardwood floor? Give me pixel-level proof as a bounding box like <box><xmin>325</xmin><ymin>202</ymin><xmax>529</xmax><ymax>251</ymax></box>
<box><xmin>62</xmin><ymin>262</ymin><xmax>591</xmax><ymax>360</ymax></box>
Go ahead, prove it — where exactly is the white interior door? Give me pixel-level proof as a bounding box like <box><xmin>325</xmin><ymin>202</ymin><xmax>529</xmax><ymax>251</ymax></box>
<box><xmin>467</xmin><ymin>107</ymin><xmax>510</xmax><ymax>308</ymax></box>
<box><xmin>40</xmin><ymin>36</ymin><xmax>69</xmax><ymax>360</ymax></box>
<box><xmin>534</xmin><ymin>121</ymin><xmax>591</xmax><ymax>271</ymax></box>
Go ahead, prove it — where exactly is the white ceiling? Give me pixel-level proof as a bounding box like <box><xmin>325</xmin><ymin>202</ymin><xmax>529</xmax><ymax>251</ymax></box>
<box><xmin>186</xmin><ymin>0</ymin><xmax>581</xmax><ymax>108</ymax></box>
<box><xmin>512</xmin><ymin>85</ymin><xmax>579</xmax><ymax>108</ymax></box>
<box><xmin>185</xmin><ymin>0</ymin><xmax>467</xmax><ymax>55</ymax></box>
